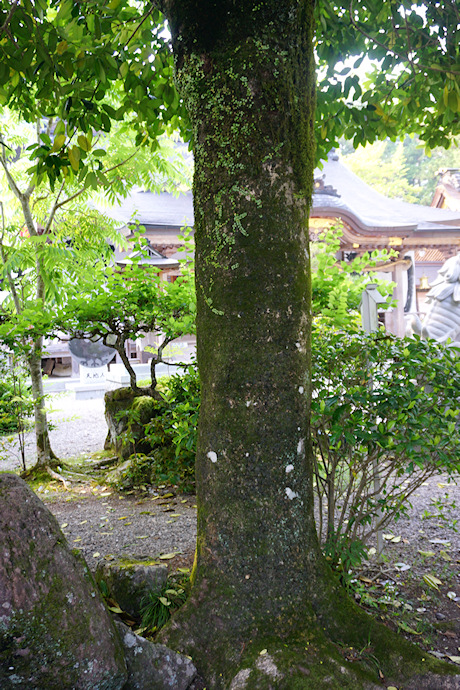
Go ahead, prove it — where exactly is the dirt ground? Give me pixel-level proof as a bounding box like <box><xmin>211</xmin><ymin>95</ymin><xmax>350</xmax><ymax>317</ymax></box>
<box><xmin>2</xmin><ymin>393</ymin><xmax>459</xmax><ymax>668</ymax></box>
<box><xmin>33</xmin><ymin>462</ymin><xmax>460</xmax><ymax>667</ymax></box>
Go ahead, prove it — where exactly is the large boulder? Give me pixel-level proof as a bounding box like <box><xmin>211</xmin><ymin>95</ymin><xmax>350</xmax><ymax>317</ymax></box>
<box><xmin>114</xmin><ymin>620</ymin><xmax>197</xmax><ymax>690</ymax></box>
<box><xmin>0</xmin><ymin>473</ymin><xmax>127</xmax><ymax>690</ymax></box>
<box><xmin>95</xmin><ymin>558</ymin><xmax>168</xmax><ymax>618</ymax></box>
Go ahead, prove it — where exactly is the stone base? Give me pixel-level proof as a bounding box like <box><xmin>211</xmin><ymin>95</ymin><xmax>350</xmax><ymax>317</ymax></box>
<box><xmin>65</xmin><ymin>382</ymin><xmax>107</xmax><ymax>399</ymax></box>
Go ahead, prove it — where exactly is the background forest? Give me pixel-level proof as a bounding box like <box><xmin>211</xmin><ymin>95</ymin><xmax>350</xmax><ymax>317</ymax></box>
<box><xmin>341</xmin><ymin>135</ymin><xmax>459</xmax><ymax>205</ymax></box>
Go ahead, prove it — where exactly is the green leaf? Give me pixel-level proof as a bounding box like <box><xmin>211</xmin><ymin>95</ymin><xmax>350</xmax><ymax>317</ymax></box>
<box><xmin>77</xmin><ymin>135</ymin><xmax>90</xmax><ymax>152</ymax></box>
<box><xmin>52</xmin><ymin>134</ymin><xmax>66</xmax><ymax>152</ymax></box>
<box><xmin>68</xmin><ymin>146</ymin><xmax>80</xmax><ymax>171</ymax></box>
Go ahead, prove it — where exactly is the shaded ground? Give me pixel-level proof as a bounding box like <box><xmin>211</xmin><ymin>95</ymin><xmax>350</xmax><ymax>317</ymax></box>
<box><xmin>1</xmin><ymin>392</ymin><xmax>459</xmax><ymax>667</ymax></box>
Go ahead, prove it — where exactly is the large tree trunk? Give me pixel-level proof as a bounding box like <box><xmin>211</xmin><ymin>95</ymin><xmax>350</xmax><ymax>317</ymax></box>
<box><xmin>159</xmin><ymin>1</ymin><xmax>458</xmax><ymax>687</ymax></box>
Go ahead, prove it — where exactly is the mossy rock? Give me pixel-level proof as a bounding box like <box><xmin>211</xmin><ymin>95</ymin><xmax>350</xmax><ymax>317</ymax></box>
<box><xmin>95</xmin><ymin>558</ymin><xmax>168</xmax><ymax>618</ymax></box>
<box><xmin>104</xmin><ymin>389</ymin><xmax>158</xmax><ymax>460</ymax></box>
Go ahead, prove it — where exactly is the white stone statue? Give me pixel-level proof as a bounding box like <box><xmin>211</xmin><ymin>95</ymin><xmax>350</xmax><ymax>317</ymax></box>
<box><xmin>411</xmin><ymin>253</ymin><xmax>460</xmax><ymax>344</ymax></box>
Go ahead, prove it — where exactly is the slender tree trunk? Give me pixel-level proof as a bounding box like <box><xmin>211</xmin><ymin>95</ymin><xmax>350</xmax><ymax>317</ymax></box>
<box><xmin>28</xmin><ymin>335</ymin><xmax>56</xmax><ymax>468</ymax></box>
<box><xmin>158</xmin><ymin>1</ymin><xmax>459</xmax><ymax>687</ymax></box>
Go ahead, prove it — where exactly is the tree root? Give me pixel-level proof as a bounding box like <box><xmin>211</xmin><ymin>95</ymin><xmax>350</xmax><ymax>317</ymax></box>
<box><xmin>45</xmin><ymin>466</ymin><xmax>71</xmax><ymax>491</ymax></box>
<box><xmin>158</xmin><ymin>570</ymin><xmax>460</xmax><ymax>689</ymax></box>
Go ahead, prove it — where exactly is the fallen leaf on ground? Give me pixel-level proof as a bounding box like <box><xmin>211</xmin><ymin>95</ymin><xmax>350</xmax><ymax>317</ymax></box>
<box><xmin>418</xmin><ymin>550</ymin><xmax>436</xmax><ymax>557</ymax></box>
<box><xmin>159</xmin><ymin>553</ymin><xmax>177</xmax><ymax>560</ymax></box>
<box><xmin>398</xmin><ymin>622</ymin><xmax>421</xmax><ymax>635</ymax></box>
<box><xmin>383</xmin><ymin>534</ymin><xmax>401</xmax><ymax>543</ymax></box>
<box><xmin>429</xmin><ymin>539</ymin><xmax>451</xmax><ymax>545</ymax></box>
<box><xmin>93</xmin><ymin>552</ymin><xmax>100</xmax><ymax>558</ymax></box>
<box><xmin>423</xmin><ymin>574</ymin><xmax>443</xmax><ymax>590</ymax></box>
<box><xmin>359</xmin><ymin>576</ymin><xmax>373</xmax><ymax>584</ymax></box>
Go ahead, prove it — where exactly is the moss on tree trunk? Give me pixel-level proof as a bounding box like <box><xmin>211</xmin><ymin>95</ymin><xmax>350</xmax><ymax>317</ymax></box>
<box><xmin>27</xmin><ymin>338</ymin><xmax>57</xmax><ymax>469</ymax></box>
<box><xmin>158</xmin><ymin>1</ymin><xmax>460</xmax><ymax>687</ymax></box>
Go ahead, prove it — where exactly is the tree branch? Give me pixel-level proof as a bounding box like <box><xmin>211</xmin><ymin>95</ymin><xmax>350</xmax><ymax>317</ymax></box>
<box><xmin>0</xmin><ymin>0</ymin><xmax>20</xmax><ymax>39</ymax></box>
<box><xmin>0</xmin><ymin>202</ymin><xmax>22</xmax><ymax>315</ymax></box>
<box><xmin>348</xmin><ymin>0</ymin><xmax>460</xmax><ymax>77</ymax></box>
<box><xmin>53</xmin><ymin>148</ymin><xmax>140</xmax><ymax>213</ymax></box>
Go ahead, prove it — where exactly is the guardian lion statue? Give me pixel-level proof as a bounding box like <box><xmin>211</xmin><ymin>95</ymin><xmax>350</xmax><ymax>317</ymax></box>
<box><xmin>410</xmin><ymin>253</ymin><xmax>460</xmax><ymax>344</ymax></box>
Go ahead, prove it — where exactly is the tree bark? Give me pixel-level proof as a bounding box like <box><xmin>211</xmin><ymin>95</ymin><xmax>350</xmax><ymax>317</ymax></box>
<box><xmin>175</xmin><ymin>0</ymin><xmax>318</xmax><ymax>600</ymax></box>
<box><xmin>158</xmin><ymin>1</ymin><xmax>459</xmax><ymax>687</ymax></box>
<box><xmin>28</xmin><ymin>336</ymin><xmax>57</xmax><ymax>468</ymax></box>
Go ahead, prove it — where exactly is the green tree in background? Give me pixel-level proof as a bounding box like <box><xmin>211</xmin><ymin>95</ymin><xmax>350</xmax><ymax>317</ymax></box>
<box><xmin>341</xmin><ymin>135</ymin><xmax>460</xmax><ymax>205</ymax></box>
<box><xmin>56</xmin><ymin>257</ymin><xmax>196</xmax><ymax>396</ymax></box>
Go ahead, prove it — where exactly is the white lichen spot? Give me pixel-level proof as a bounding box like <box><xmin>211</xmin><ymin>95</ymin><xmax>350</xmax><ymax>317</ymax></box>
<box><xmin>207</xmin><ymin>451</ymin><xmax>218</xmax><ymax>463</ymax></box>
<box><xmin>297</xmin><ymin>439</ymin><xmax>304</xmax><ymax>454</ymax></box>
<box><xmin>298</xmin><ymin>386</ymin><xmax>304</xmax><ymax>394</ymax></box>
<box><xmin>285</xmin><ymin>464</ymin><xmax>294</xmax><ymax>473</ymax></box>
<box><xmin>285</xmin><ymin>487</ymin><xmax>299</xmax><ymax>500</ymax></box>
<box><xmin>124</xmin><ymin>632</ymin><xmax>137</xmax><ymax>649</ymax></box>
<box><xmin>255</xmin><ymin>654</ymin><xmax>282</xmax><ymax>680</ymax></box>
<box><xmin>229</xmin><ymin>669</ymin><xmax>251</xmax><ymax>689</ymax></box>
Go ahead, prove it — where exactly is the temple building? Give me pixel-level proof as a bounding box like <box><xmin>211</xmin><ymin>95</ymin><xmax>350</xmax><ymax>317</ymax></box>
<box><xmin>105</xmin><ymin>151</ymin><xmax>460</xmax><ymax>338</ymax></box>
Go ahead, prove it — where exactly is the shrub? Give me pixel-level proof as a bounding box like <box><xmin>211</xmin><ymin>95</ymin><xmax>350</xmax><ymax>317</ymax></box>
<box><xmin>0</xmin><ymin>356</ymin><xmax>33</xmax><ymax>435</ymax></box>
<box><xmin>140</xmin><ymin>574</ymin><xmax>189</xmax><ymax>634</ymax></box>
<box><xmin>311</xmin><ymin>324</ymin><xmax>460</xmax><ymax>555</ymax></box>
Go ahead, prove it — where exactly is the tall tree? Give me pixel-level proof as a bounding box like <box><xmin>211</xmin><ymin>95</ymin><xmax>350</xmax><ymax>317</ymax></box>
<box><xmin>1</xmin><ymin>0</ymin><xmax>459</xmax><ymax>686</ymax></box>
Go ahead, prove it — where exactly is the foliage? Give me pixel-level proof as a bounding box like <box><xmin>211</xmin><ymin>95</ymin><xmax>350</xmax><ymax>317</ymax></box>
<box><xmin>140</xmin><ymin>573</ymin><xmax>189</xmax><ymax>634</ymax></box>
<box><xmin>0</xmin><ymin>355</ymin><xmax>32</xmax><ymax>436</ymax></box>
<box><xmin>311</xmin><ymin>225</ymin><xmax>395</xmax><ymax>327</ymax></box>
<box><xmin>311</xmin><ymin>324</ymin><xmax>460</xmax><ymax>553</ymax></box>
<box><xmin>115</xmin><ymin>365</ymin><xmax>200</xmax><ymax>491</ymax></box>
<box><xmin>341</xmin><ymin>136</ymin><xmax>460</xmax><ymax>206</ymax></box>
<box><xmin>0</xmin><ymin>52</ymin><xmax>189</xmax><ymax>464</ymax></box>
<box><xmin>0</xmin><ymin>0</ymin><xmax>457</xmax><ymax>178</ymax></box>
<box><xmin>55</xmin><ymin>250</ymin><xmax>196</xmax><ymax>394</ymax></box>
<box><xmin>0</xmin><ymin>1</ymin><xmax>189</xmax><ymax>189</ymax></box>
<box><xmin>316</xmin><ymin>0</ymin><xmax>460</xmax><ymax>157</ymax></box>
<box><xmin>323</xmin><ymin>536</ymin><xmax>368</xmax><ymax>590</ymax></box>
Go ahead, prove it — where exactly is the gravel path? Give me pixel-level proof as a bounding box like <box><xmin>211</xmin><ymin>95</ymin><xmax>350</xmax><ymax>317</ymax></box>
<box><xmin>0</xmin><ymin>392</ymin><xmax>108</xmax><ymax>472</ymax></box>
